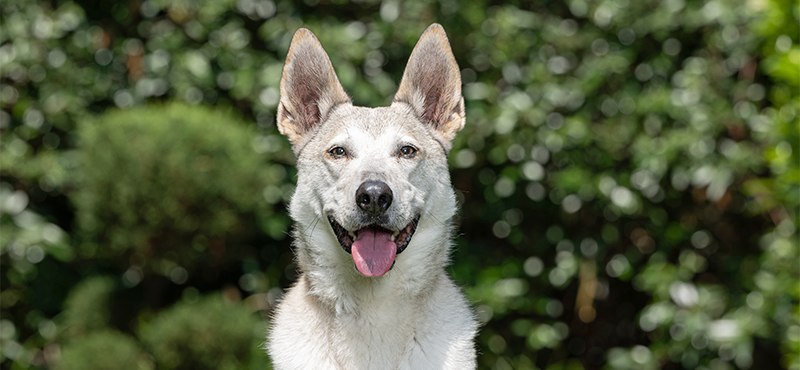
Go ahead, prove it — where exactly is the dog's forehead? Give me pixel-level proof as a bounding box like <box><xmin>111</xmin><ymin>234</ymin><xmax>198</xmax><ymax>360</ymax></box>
<box><xmin>325</xmin><ymin>105</ymin><xmax>424</xmax><ymax>142</ymax></box>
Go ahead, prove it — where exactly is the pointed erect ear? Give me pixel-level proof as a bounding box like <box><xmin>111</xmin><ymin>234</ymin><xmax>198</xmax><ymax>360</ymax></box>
<box><xmin>393</xmin><ymin>24</ymin><xmax>464</xmax><ymax>149</ymax></box>
<box><xmin>277</xmin><ymin>28</ymin><xmax>351</xmax><ymax>152</ymax></box>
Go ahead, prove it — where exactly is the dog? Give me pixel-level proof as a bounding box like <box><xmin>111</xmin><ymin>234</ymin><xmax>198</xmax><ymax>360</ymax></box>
<box><xmin>267</xmin><ymin>24</ymin><xmax>477</xmax><ymax>370</ymax></box>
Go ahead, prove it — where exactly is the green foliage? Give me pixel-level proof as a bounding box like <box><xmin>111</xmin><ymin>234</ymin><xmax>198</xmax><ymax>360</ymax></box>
<box><xmin>138</xmin><ymin>294</ymin><xmax>265</xmax><ymax>370</ymax></box>
<box><xmin>58</xmin><ymin>330</ymin><xmax>151</xmax><ymax>370</ymax></box>
<box><xmin>0</xmin><ymin>0</ymin><xmax>797</xmax><ymax>369</ymax></box>
<box><xmin>60</xmin><ymin>276</ymin><xmax>114</xmax><ymax>339</ymax></box>
<box><xmin>0</xmin><ymin>183</ymin><xmax>72</xmax><ymax>305</ymax></box>
<box><xmin>72</xmin><ymin>104</ymin><xmax>288</xmax><ymax>276</ymax></box>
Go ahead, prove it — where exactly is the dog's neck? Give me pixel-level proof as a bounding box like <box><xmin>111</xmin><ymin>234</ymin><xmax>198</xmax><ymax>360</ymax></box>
<box><xmin>301</xmin><ymin>256</ymin><xmax>444</xmax><ymax>317</ymax></box>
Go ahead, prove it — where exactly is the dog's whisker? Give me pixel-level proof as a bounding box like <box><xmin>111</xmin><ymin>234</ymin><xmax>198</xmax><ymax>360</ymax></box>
<box><xmin>425</xmin><ymin>213</ymin><xmax>447</xmax><ymax>227</ymax></box>
<box><xmin>303</xmin><ymin>215</ymin><xmax>319</xmax><ymax>232</ymax></box>
<box><xmin>307</xmin><ymin>215</ymin><xmax>322</xmax><ymax>237</ymax></box>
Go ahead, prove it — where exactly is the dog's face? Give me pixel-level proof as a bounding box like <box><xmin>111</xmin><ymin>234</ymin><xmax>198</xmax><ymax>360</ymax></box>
<box><xmin>277</xmin><ymin>24</ymin><xmax>464</xmax><ymax>279</ymax></box>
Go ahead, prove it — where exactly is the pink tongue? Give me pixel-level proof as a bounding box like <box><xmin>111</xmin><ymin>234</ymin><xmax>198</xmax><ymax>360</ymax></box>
<box><xmin>351</xmin><ymin>228</ymin><xmax>397</xmax><ymax>277</ymax></box>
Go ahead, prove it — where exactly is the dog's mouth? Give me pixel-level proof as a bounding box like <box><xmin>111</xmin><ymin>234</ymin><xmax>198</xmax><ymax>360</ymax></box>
<box><xmin>328</xmin><ymin>215</ymin><xmax>420</xmax><ymax>277</ymax></box>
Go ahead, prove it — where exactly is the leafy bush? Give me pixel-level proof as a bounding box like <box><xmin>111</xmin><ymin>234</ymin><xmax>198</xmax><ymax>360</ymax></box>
<box><xmin>58</xmin><ymin>330</ymin><xmax>151</xmax><ymax>370</ymax></box>
<box><xmin>72</xmin><ymin>104</ymin><xmax>286</xmax><ymax>275</ymax></box>
<box><xmin>60</xmin><ymin>276</ymin><xmax>115</xmax><ymax>339</ymax></box>
<box><xmin>138</xmin><ymin>294</ymin><xmax>266</xmax><ymax>370</ymax></box>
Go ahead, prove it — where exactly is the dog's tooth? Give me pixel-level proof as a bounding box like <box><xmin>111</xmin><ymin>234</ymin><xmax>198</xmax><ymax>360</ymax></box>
<box><xmin>348</xmin><ymin>231</ymin><xmax>356</xmax><ymax>240</ymax></box>
<box><xmin>390</xmin><ymin>234</ymin><xmax>396</xmax><ymax>242</ymax></box>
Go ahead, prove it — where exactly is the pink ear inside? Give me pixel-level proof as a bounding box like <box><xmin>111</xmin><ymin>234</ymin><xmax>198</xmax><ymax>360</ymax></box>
<box><xmin>277</xmin><ymin>28</ymin><xmax>351</xmax><ymax>149</ymax></box>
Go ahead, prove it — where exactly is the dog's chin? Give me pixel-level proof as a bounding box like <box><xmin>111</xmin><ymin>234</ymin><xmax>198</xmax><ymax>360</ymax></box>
<box><xmin>328</xmin><ymin>215</ymin><xmax>420</xmax><ymax>277</ymax></box>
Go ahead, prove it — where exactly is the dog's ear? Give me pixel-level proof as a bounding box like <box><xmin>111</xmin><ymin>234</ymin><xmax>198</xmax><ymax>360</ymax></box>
<box><xmin>277</xmin><ymin>28</ymin><xmax>351</xmax><ymax>151</ymax></box>
<box><xmin>393</xmin><ymin>24</ymin><xmax>464</xmax><ymax>149</ymax></box>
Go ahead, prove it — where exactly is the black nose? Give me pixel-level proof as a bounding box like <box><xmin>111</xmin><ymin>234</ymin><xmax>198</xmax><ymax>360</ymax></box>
<box><xmin>356</xmin><ymin>181</ymin><xmax>393</xmax><ymax>216</ymax></box>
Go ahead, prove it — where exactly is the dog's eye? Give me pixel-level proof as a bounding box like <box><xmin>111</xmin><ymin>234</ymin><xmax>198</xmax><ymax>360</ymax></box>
<box><xmin>399</xmin><ymin>145</ymin><xmax>418</xmax><ymax>158</ymax></box>
<box><xmin>328</xmin><ymin>146</ymin><xmax>347</xmax><ymax>158</ymax></box>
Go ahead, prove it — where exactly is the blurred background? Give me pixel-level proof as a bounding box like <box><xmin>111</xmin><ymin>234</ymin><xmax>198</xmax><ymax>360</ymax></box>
<box><xmin>1</xmin><ymin>0</ymin><xmax>798</xmax><ymax>369</ymax></box>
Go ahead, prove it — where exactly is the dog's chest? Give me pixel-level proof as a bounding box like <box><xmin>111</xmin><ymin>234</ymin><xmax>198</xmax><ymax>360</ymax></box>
<box><xmin>268</xmin><ymin>274</ymin><xmax>476</xmax><ymax>370</ymax></box>
<box><xmin>328</xmin><ymin>297</ymin><xmax>422</xmax><ymax>367</ymax></box>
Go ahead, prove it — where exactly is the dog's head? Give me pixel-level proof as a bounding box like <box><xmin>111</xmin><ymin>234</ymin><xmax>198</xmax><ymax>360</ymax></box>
<box><xmin>278</xmin><ymin>24</ymin><xmax>464</xmax><ymax>279</ymax></box>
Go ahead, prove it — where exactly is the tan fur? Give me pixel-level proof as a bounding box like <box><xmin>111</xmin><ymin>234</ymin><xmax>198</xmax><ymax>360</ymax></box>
<box><xmin>268</xmin><ymin>24</ymin><xmax>476</xmax><ymax>370</ymax></box>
